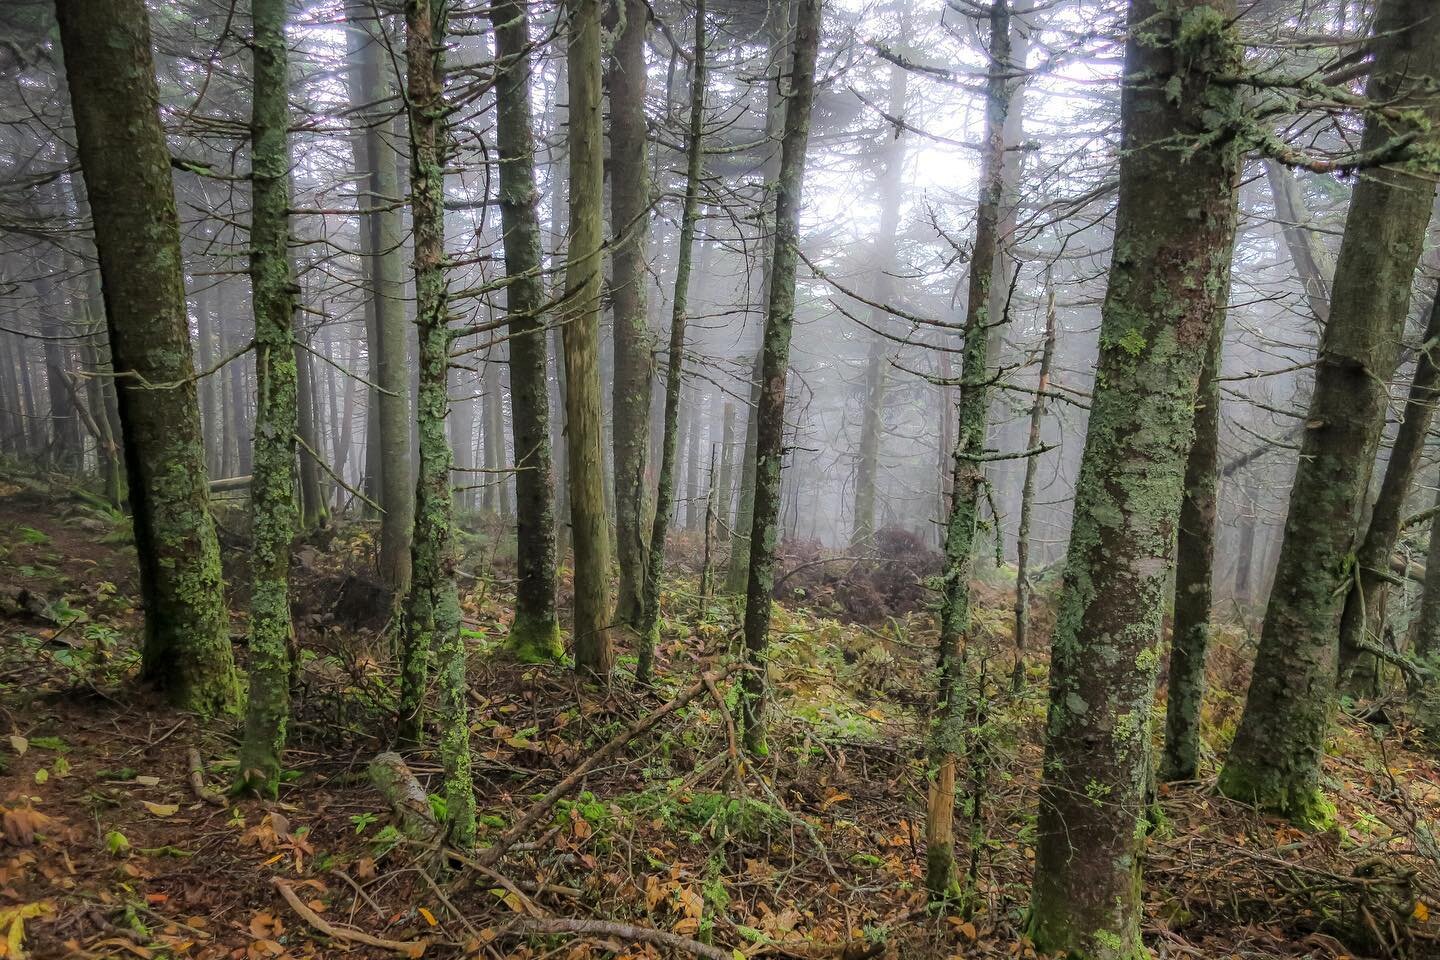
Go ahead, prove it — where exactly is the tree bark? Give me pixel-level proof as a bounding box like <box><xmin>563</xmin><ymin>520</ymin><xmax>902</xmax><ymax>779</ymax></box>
<box><xmin>1011</xmin><ymin>278</ymin><xmax>1056</xmax><ymax>690</ymax></box>
<box><xmin>741</xmin><ymin>0</ymin><xmax>821</xmax><ymax>756</ymax></box>
<box><xmin>1337</xmin><ymin>289</ymin><xmax>1440</xmax><ymax>696</ymax></box>
<box><xmin>490</xmin><ymin>0</ymin><xmax>563</xmax><ymax>662</ymax></box>
<box><xmin>1160</xmin><ymin>303</ymin><xmax>1227</xmax><ymax>782</ymax></box>
<box><xmin>608</xmin><ymin>0</ymin><xmax>656</xmax><ymax>635</ymax></box>
<box><xmin>563</xmin><ymin>0</ymin><xmax>617</xmax><ymax>678</ymax></box>
<box><xmin>1219</xmin><ymin>0</ymin><xmax>1440</xmax><ymax>826</ymax></box>
<box><xmin>637</xmin><ymin>0</ymin><xmax>706</xmax><ymax>684</ymax></box>
<box><xmin>239</xmin><ymin>0</ymin><xmax>301</xmax><ymax>795</ymax></box>
<box><xmin>56</xmin><ymin>0</ymin><xmax>239</xmax><ymax>714</ymax></box>
<box><xmin>348</xmin><ymin>3</ymin><xmax>414</xmax><ymax>590</ymax></box>
<box><xmin>1029</xmin><ymin>1</ymin><xmax>1241</xmax><ymax>953</ymax></box>
<box><xmin>396</xmin><ymin>0</ymin><xmax>476</xmax><ymax>849</ymax></box>
<box><xmin>926</xmin><ymin>0</ymin><xmax>1017</xmax><ymax>904</ymax></box>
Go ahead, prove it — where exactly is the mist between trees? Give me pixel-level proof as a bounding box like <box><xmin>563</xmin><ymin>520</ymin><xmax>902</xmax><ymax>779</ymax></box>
<box><xmin>4</xmin><ymin>0</ymin><xmax>1440</xmax><ymax>957</ymax></box>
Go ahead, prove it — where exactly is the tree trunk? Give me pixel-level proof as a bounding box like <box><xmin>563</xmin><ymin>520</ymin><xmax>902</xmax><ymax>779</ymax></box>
<box><xmin>1011</xmin><ymin>278</ymin><xmax>1056</xmax><ymax>690</ymax></box>
<box><xmin>740</xmin><ymin>0</ymin><xmax>821</xmax><ymax>755</ymax></box>
<box><xmin>294</xmin><ymin>323</ymin><xmax>329</xmax><ymax>529</ymax></box>
<box><xmin>851</xmin><ymin>52</ymin><xmax>908</xmax><ymax>552</ymax></box>
<box><xmin>348</xmin><ymin>3</ymin><xmax>413</xmax><ymax>590</ymax></box>
<box><xmin>926</xmin><ymin>0</ymin><xmax>1017</xmax><ymax>904</ymax></box>
<box><xmin>716</xmin><ymin>400</ymin><xmax>735</xmax><ymax>542</ymax></box>
<box><xmin>685</xmin><ymin>386</ymin><xmax>703</xmax><ymax>533</ymax></box>
<box><xmin>637</xmin><ymin>0</ymin><xmax>706</xmax><ymax>684</ymax></box>
<box><xmin>1160</xmin><ymin>305</ymin><xmax>1227</xmax><ymax>782</ymax></box>
<box><xmin>56</xmin><ymin>0</ymin><xmax>239</xmax><ymax>714</ymax></box>
<box><xmin>1337</xmin><ymin>289</ymin><xmax>1440</xmax><ymax>696</ymax></box>
<box><xmin>1029</xmin><ymin>1</ymin><xmax>1241</xmax><ymax>953</ymax></box>
<box><xmin>608</xmin><ymin>0</ymin><xmax>655</xmax><ymax>635</ymax></box>
<box><xmin>1409</xmin><ymin>482</ymin><xmax>1440</xmax><ymax>657</ymax></box>
<box><xmin>1219</xmin><ymin>0</ymin><xmax>1440</xmax><ymax>826</ymax></box>
<box><xmin>491</xmin><ymin>0</ymin><xmax>562</xmax><ymax>662</ymax></box>
<box><xmin>726</xmin><ymin>3</ymin><xmax>788</xmax><ymax>596</ymax></box>
<box><xmin>239</xmin><ymin>0</ymin><xmax>301</xmax><ymax>795</ymax></box>
<box><xmin>396</xmin><ymin>0</ymin><xmax>475</xmax><ymax>849</ymax></box>
<box><xmin>563</xmin><ymin>0</ymin><xmax>616</xmax><ymax>678</ymax></box>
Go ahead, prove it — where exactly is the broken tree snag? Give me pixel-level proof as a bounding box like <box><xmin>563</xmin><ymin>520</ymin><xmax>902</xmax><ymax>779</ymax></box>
<box><xmin>368</xmin><ymin>751</ymin><xmax>438</xmax><ymax>838</ymax></box>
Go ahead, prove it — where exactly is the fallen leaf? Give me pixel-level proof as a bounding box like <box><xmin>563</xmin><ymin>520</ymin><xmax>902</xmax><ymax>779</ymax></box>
<box><xmin>418</xmin><ymin>907</ymin><xmax>437</xmax><ymax>927</ymax></box>
<box><xmin>142</xmin><ymin>802</ymin><xmax>179</xmax><ymax>818</ymax></box>
<box><xmin>7</xmin><ymin>736</ymin><xmax>26</xmax><ymax>757</ymax></box>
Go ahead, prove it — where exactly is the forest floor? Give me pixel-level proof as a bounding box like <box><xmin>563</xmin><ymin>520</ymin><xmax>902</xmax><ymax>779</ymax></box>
<box><xmin>3</xmin><ymin>471</ymin><xmax>1440</xmax><ymax>959</ymax></box>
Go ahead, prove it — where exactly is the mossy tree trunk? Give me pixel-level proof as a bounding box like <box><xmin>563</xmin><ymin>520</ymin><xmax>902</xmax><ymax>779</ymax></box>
<box><xmin>740</xmin><ymin>0</ymin><xmax>821</xmax><ymax>756</ymax></box>
<box><xmin>395</xmin><ymin>0</ymin><xmax>476</xmax><ymax>849</ymax></box>
<box><xmin>56</xmin><ymin>0</ymin><xmax>240</xmax><ymax>716</ymax></box>
<box><xmin>925</xmin><ymin>0</ymin><xmax>1015</xmax><ymax>904</ymax></box>
<box><xmin>1028</xmin><ymin>1</ymin><xmax>1242</xmax><ymax>955</ymax></box>
<box><xmin>1159</xmin><ymin>306</ymin><xmax>1227</xmax><ymax>783</ymax></box>
<box><xmin>1337</xmin><ymin>289</ymin><xmax>1440</xmax><ymax>696</ymax></box>
<box><xmin>490</xmin><ymin>0</ymin><xmax>563</xmax><ymax>663</ymax></box>
<box><xmin>563</xmin><ymin>0</ymin><xmax>616</xmax><ymax>678</ymax></box>
<box><xmin>638</xmin><ymin>0</ymin><xmax>706</xmax><ymax>685</ymax></box>
<box><xmin>239</xmin><ymin>0</ymin><xmax>301</xmax><ymax>796</ymax></box>
<box><xmin>608</xmin><ymin>0</ymin><xmax>655</xmax><ymax>637</ymax></box>
<box><xmin>1219</xmin><ymin>0</ymin><xmax>1440</xmax><ymax>825</ymax></box>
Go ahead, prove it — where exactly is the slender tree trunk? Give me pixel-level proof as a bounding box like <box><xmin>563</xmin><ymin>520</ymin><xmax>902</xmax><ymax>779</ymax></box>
<box><xmin>1160</xmin><ymin>304</ymin><xmax>1227</xmax><ymax>782</ymax></box>
<box><xmin>926</xmin><ymin>0</ymin><xmax>1016</xmax><ymax>904</ymax></box>
<box><xmin>449</xmin><ymin>359</ymin><xmax>474</xmax><ymax>512</ymax></box>
<box><xmin>726</xmin><ymin>4</ymin><xmax>789</xmax><ymax>596</ymax></box>
<box><xmin>1234</xmin><ymin>479</ymin><xmax>1257</xmax><ymax>601</ymax></box>
<box><xmin>196</xmin><ymin>283</ymin><xmax>222</xmax><ymax>475</ymax></box>
<box><xmin>637</xmin><ymin>0</ymin><xmax>706</xmax><ymax>684</ymax></box>
<box><xmin>1029</xmin><ymin>1</ymin><xmax>1241</xmax><ymax>953</ymax></box>
<box><xmin>1263</xmin><ymin>159</ymin><xmax>1330</xmax><ymax>326</ymax></box>
<box><xmin>564</xmin><ymin>0</ymin><xmax>616</xmax><ymax>678</ymax></box>
<box><xmin>56</xmin><ymin>0</ymin><xmax>239</xmax><ymax>714</ymax></box>
<box><xmin>727</xmin><ymin>351</ymin><xmax>763</xmax><ymax>592</ymax></box>
<box><xmin>37</xmin><ymin>268</ymin><xmax>82</xmax><ymax>473</ymax></box>
<box><xmin>239</xmin><ymin>0</ymin><xmax>301</xmax><ymax>795</ymax></box>
<box><xmin>1219</xmin><ymin>0</ymin><xmax>1440</xmax><ymax>826</ymax></box>
<box><xmin>741</xmin><ymin>0</ymin><xmax>821</xmax><ymax>755</ymax></box>
<box><xmin>716</xmin><ymin>400</ymin><xmax>735</xmax><ymax>542</ymax></box>
<box><xmin>1410</xmin><ymin>483</ymin><xmax>1440</xmax><ymax>658</ymax></box>
<box><xmin>1011</xmin><ymin>279</ymin><xmax>1055</xmax><ymax>690</ymax></box>
<box><xmin>851</xmin><ymin>53</ymin><xmax>907</xmax><ymax>551</ymax></box>
<box><xmin>396</xmin><ymin>0</ymin><xmax>476</xmax><ymax>849</ymax></box>
<box><xmin>491</xmin><ymin>0</ymin><xmax>562</xmax><ymax>662</ymax></box>
<box><xmin>294</xmin><ymin>323</ymin><xmax>329</xmax><ymax>529</ymax></box>
<box><xmin>685</xmin><ymin>386</ymin><xmax>704</xmax><ymax>532</ymax></box>
<box><xmin>1337</xmin><ymin>289</ymin><xmax>1440</xmax><ymax>696</ymax></box>
<box><xmin>348</xmin><ymin>3</ymin><xmax>414</xmax><ymax>589</ymax></box>
<box><xmin>608</xmin><ymin>0</ymin><xmax>655</xmax><ymax>635</ymax></box>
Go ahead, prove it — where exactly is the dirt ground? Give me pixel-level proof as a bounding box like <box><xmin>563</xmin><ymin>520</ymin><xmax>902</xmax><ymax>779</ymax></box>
<box><xmin>3</xmin><ymin>475</ymin><xmax>1440</xmax><ymax>960</ymax></box>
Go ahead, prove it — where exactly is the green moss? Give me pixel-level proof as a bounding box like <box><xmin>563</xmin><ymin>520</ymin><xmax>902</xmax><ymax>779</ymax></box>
<box><xmin>504</xmin><ymin>612</ymin><xmax>564</xmax><ymax>663</ymax></box>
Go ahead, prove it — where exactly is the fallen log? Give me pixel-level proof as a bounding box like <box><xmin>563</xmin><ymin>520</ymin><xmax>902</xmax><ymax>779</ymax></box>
<box><xmin>368</xmin><ymin>751</ymin><xmax>439</xmax><ymax>839</ymax></box>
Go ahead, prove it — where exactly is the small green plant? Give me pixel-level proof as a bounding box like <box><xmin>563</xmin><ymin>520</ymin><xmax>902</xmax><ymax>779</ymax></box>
<box><xmin>350</xmin><ymin>812</ymin><xmax>378</xmax><ymax>835</ymax></box>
